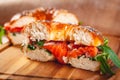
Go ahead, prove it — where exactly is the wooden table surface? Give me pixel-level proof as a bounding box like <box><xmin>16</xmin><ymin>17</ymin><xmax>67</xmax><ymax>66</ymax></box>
<box><xmin>0</xmin><ymin>0</ymin><xmax>120</xmax><ymax>80</ymax></box>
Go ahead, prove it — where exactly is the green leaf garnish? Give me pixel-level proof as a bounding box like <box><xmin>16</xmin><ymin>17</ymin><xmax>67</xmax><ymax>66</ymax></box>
<box><xmin>0</xmin><ymin>26</ymin><xmax>5</xmax><ymax>44</ymax></box>
<box><xmin>78</xmin><ymin>21</ymin><xmax>83</xmax><ymax>25</ymax></box>
<box><xmin>27</xmin><ymin>44</ymin><xmax>36</xmax><ymax>50</ymax></box>
<box><xmin>95</xmin><ymin>53</ymin><xmax>114</xmax><ymax>75</ymax></box>
<box><xmin>103</xmin><ymin>38</ymin><xmax>108</xmax><ymax>46</ymax></box>
<box><xmin>37</xmin><ymin>40</ymin><xmax>45</xmax><ymax>47</ymax></box>
<box><xmin>100</xmin><ymin>45</ymin><xmax>120</xmax><ymax>68</ymax></box>
<box><xmin>12</xmin><ymin>33</ymin><xmax>16</xmax><ymax>36</ymax></box>
<box><xmin>45</xmin><ymin>50</ymin><xmax>52</xmax><ymax>55</ymax></box>
<box><xmin>96</xmin><ymin>38</ymin><xmax>120</xmax><ymax>75</ymax></box>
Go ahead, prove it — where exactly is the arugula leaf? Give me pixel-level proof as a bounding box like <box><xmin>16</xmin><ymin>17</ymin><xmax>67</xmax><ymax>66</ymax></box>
<box><xmin>103</xmin><ymin>38</ymin><xmax>108</xmax><ymax>46</ymax></box>
<box><xmin>100</xmin><ymin>45</ymin><xmax>120</xmax><ymax>68</ymax></box>
<box><xmin>45</xmin><ymin>50</ymin><xmax>52</xmax><ymax>55</ymax></box>
<box><xmin>78</xmin><ymin>21</ymin><xmax>83</xmax><ymax>25</ymax></box>
<box><xmin>27</xmin><ymin>44</ymin><xmax>36</xmax><ymax>50</ymax></box>
<box><xmin>0</xmin><ymin>26</ymin><xmax>5</xmax><ymax>44</ymax></box>
<box><xmin>96</xmin><ymin>38</ymin><xmax>120</xmax><ymax>75</ymax></box>
<box><xmin>95</xmin><ymin>53</ymin><xmax>114</xmax><ymax>75</ymax></box>
<box><xmin>99</xmin><ymin>38</ymin><xmax>120</xmax><ymax>68</ymax></box>
<box><xmin>12</xmin><ymin>33</ymin><xmax>16</xmax><ymax>36</ymax></box>
<box><xmin>37</xmin><ymin>40</ymin><xmax>45</xmax><ymax>47</ymax></box>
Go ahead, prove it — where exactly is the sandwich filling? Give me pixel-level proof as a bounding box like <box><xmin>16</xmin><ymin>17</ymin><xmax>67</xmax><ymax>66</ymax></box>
<box><xmin>26</xmin><ymin>40</ymin><xmax>98</xmax><ymax>64</ymax></box>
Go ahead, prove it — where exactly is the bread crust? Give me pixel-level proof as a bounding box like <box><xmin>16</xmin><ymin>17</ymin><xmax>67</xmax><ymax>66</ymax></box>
<box><xmin>24</xmin><ymin>21</ymin><xmax>103</xmax><ymax>46</ymax></box>
<box><xmin>4</xmin><ymin>8</ymin><xmax>79</xmax><ymax>45</ymax></box>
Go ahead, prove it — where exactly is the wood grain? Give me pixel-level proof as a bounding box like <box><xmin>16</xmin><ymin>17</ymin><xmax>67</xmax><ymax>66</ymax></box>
<box><xmin>0</xmin><ymin>36</ymin><xmax>119</xmax><ymax>80</ymax></box>
<box><xmin>0</xmin><ymin>42</ymin><xmax>10</xmax><ymax>52</ymax></box>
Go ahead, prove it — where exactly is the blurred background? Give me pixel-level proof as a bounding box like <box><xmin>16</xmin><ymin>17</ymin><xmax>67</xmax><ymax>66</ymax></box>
<box><xmin>0</xmin><ymin>0</ymin><xmax>120</xmax><ymax>36</ymax></box>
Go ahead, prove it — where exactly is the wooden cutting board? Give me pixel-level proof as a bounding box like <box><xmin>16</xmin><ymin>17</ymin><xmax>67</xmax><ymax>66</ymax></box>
<box><xmin>0</xmin><ymin>35</ymin><xmax>120</xmax><ymax>80</ymax></box>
